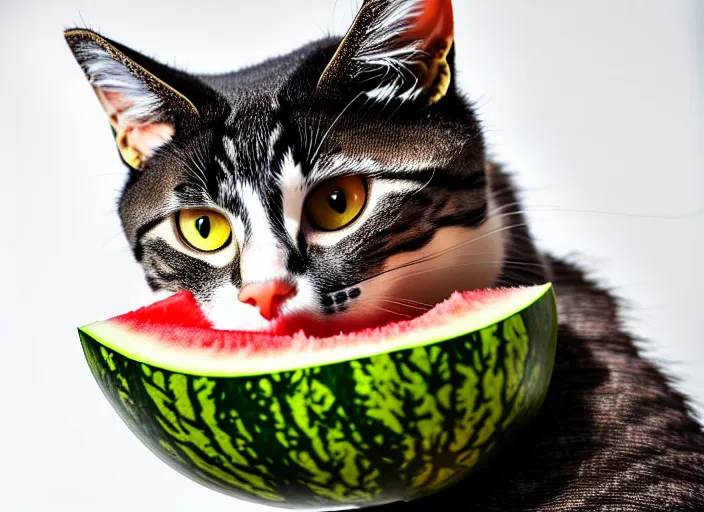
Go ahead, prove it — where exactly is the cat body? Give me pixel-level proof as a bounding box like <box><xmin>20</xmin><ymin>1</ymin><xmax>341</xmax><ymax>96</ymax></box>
<box><xmin>65</xmin><ymin>0</ymin><xmax>704</xmax><ymax>509</ymax></box>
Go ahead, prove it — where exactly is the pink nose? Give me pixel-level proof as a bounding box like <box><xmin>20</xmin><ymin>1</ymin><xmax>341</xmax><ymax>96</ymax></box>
<box><xmin>238</xmin><ymin>280</ymin><xmax>296</xmax><ymax>320</ymax></box>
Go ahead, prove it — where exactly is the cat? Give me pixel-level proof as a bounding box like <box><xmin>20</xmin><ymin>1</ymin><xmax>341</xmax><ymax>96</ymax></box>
<box><xmin>65</xmin><ymin>0</ymin><xmax>704</xmax><ymax>509</ymax></box>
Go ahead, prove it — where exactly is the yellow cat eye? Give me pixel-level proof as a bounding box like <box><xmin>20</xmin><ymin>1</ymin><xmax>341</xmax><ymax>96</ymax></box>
<box><xmin>305</xmin><ymin>175</ymin><xmax>368</xmax><ymax>231</ymax></box>
<box><xmin>176</xmin><ymin>209</ymin><xmax>232</xmax><ymax>252</ymax></box>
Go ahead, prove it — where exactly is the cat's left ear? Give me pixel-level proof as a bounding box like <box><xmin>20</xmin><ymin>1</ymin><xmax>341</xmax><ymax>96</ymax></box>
<box><xmin>318</xmin><ymin>0</ymin><xmax>454</xmax><ymax>105</ymax></box>
<box><xmin>65</xmin><ymin>29</ymin><xmax>199</xmax><ymax>170</ymax></box>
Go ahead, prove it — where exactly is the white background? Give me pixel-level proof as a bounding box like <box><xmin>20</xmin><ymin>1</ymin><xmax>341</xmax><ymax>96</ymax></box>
<box><xmin>0</xmin><ymin>1</ymin><xmax>702</xmax><ymax>510</ymax></box>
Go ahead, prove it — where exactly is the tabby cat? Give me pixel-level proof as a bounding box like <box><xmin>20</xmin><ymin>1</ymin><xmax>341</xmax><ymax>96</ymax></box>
<box><xmin>65</xmin><ymin>0</ymin><xmax>704</xmax><ymax>509</ymax></box>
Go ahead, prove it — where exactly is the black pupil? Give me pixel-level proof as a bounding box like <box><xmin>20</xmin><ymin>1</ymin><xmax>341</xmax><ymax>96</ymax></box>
<box><xmin>328</xmin><ymin>189</ymin><xmax>347</xmax><ymax>214</ymax></box>
<box><xmin>195</xmin><ymin>216</ymin><xmax>211</xmax><ymax>239</ymax></box>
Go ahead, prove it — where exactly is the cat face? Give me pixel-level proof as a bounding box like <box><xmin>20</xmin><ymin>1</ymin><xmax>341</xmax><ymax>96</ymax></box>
<box><xmin>66</xmin><ymin>0</ymin><xmax>506</xmax><ymax>335</ymax></box>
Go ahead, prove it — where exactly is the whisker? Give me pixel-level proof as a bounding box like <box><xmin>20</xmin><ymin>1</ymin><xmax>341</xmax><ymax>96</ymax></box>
<box><xmin>356</xmin><ymin>222</ymin><xmax>530</xmax><ymax>287</ymax></box>
<box><xmin>377</xmin><ymin>298</ymin><xmax>432</xmax><ymax>312</ymax></box>
<box><xmin>386</xmin><ymin>259</ymin><xmax>541</xmax><ymax>286</ymax></box>
<box><xmin>491</xmin><ymin>201</ymin><xmax>703</xmax><ymax>221</ymax></box>
<box><xmin>311</xmin><ymin>91</ymin><xmax>365</xmax><ymax>164</ymax></box>
<box><xmin>378</xmin><ymin>296</ymin><xmax>435</xmax><ymax>308</ymax></box>
<box><xmin>371</xmin><ymin>305</ymin><xmax>414</xmax><ymax>319</ymax></box>
<box><xmin>489</xmin><ymin>200</ymin><xmax>523</xmax><ymax>215</ymax></box>
<box><xmin>411</xmin><ymin>168</ymin><xmax>436</xmax><ymax>196</ymax></box>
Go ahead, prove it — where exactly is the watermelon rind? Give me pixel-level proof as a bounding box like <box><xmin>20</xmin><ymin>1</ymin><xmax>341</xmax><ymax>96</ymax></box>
<box><xmin>78</xmin><ymin>285</ymin><xmax>557</xmax><ymax>508</ymax></box>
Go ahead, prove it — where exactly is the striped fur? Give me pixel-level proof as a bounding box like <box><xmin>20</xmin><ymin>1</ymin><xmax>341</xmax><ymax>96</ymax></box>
<box><xmin>65</xmin><ymin>0</ymin><xmax>704</xmax><ymax>505</ymax></box>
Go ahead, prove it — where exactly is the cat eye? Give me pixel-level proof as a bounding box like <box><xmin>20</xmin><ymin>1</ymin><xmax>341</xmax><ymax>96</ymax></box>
<box><xmin>176</xmin><ymin>209</ymin><xmax>232</xmax><ymax>252</ymax></box>
<box><xmin>305</xmin><ymin>175</ymin><xmax>368</xmax><ymax>231</ymax></box>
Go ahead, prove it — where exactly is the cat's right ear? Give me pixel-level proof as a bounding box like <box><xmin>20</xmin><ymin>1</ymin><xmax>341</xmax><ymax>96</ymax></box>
<box><xmin>318</xmin><ymin>0</ymin><xmax>455</xmax><ymax>106</ymax></box>
<box><xmin>64</xmin><ymin>29</ymin><xmax>199</xmax><ymax>171</ymax></box>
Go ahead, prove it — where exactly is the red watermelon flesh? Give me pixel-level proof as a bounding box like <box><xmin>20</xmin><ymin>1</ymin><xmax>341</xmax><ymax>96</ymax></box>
<box><xmin>80</xmin><ymin>284</ymin><xmax>553</xmax><ymax>378</ymax></box>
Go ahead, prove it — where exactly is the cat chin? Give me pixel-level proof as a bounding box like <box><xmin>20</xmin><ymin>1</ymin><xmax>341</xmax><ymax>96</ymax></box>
<box><xmin>148</xmin><ymin>288</ymin><xmax>272</xmax><ymax>331</ymax></box>
<box><xmin>199</xmin><ymin>285</ymin><xmax>327</xmax><ymax>334</ymax></box>
<box><xmin>191</xmin><ymin>286</ymin><xmax>267</xmax><ymax>332</ymax></box>
<box><xmin>204</xmin><ymin>301</ymin><xmax>380</xmax><ymax>338</ymax></box>
<box><xmin>205</xmin><ymin>306</ymin><xmax>362</xmax><ymax>338</ymax></box>
<box><xmin>209</xmin><ymin>314</ymin><xmax>272</xmax><ymax>333</ymax></box>
<box><xmin>203</xmin><ymin>290</ymin><xmax>401</xmax><ymax>338</ymax></box>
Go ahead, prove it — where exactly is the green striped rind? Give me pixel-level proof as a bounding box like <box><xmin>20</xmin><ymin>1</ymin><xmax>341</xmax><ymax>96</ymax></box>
<box><xmin>80</xmin><ymin>288</ymin><xmax>557</xmax><ymax>508</ymax></box>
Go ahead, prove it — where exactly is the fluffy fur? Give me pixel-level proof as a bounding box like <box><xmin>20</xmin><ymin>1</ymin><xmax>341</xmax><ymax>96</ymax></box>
<box><xmin>66</xmin><ymin>20</ymin><xmax>495</xmax><ymax>337</ymax></box>
<box><xmin>357</xmin><ymin>168</ymin><xmax>704</xmax><ymax>511</ymax></box>
<box><xmin>352</xmin><ymin>0</ymin><xmax>430</xmax><ymax>102</ymax></box>
<box><xmin>65</xmin><ymin>0</ymin><xmax>704</xmax><ymax>508</ymax></box>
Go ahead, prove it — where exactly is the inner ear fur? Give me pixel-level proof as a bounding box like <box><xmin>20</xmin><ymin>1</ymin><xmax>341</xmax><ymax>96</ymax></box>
<box><xmin>65</xmin><ymin>29</ymin><xmax>199</xmax><ymax>170</ymax></box>
<box><xmin>318</xmin><ymin>0</ymin><xmax>455</xmax><ymax>105</ymax></box>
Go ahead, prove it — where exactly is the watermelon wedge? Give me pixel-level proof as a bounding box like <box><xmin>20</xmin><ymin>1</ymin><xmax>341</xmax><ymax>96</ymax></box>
<box><xmin>79</xmin><ymin>284</ymin><xmax>557</xmax><ymax>509</ymax></box>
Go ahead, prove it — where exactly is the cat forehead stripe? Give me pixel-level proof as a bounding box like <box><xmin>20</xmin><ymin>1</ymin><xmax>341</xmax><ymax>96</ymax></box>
<box><xmin>215</xmin><ymin>156</ymin><xmax>237</xmax><ymax>205</ymax></box>
<box><xmin>222</xmin><ymin>136</ymin><xmax>238</xmax><ymax>164</ymax></box>
<box><xmin>236</xmin><ymin>182</ymin><xmax>290</xmax><ymax>284</ymax></box>
<box><xmin>267</xmin><ymin>124</ymin><xmax>284</xmax><ymax>164</ymax></box>
<box><xmin>279</xmin><ymin>151</ymin><xmax>307</xmax><ymax>243</ymax></box>
<box><xmin>313</xmin><ymin>153</ymin><xmax>446</xmax><ymax>182</ymax></box>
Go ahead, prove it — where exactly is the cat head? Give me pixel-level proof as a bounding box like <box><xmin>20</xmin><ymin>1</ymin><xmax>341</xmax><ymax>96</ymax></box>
<box><xmin>65</xmin><ymin>0</ymin><xmax>506</xmax><ymax>335</ymax></box>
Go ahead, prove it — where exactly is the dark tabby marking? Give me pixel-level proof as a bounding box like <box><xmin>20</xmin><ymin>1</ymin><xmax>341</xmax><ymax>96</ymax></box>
<box><xmin>64</xmin><ymin>0</ymin><xmax>704</xmax><ymax>507</ymax></box>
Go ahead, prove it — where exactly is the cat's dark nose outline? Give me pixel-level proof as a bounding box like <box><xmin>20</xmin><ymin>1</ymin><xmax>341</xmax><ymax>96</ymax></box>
<box><xmin>238</xmin><ymin>280</ymin><xmax>296</xmax><ymax>320</ymax></box>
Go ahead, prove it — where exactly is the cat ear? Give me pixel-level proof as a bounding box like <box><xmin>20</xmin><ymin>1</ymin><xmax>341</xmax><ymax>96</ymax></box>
<box><xmin>318</xmin><ymin>0</ymin><xmax>455</xmax><ymax>105</ymax></box>
<box><xmin>64</xmin><ymin>29</ymin><xmax>199</xmax><ymax>170</ymax></box>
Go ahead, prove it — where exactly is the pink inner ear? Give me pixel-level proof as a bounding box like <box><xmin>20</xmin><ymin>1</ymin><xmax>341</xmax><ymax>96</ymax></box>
<box><xmin>95</xmin><ymin>89</ymin><xmax>174</xmax><ymax>161</ymax></box>
<box><xmin>126</xmin><ymin>123</ymin><xmax>175</xmax><ymax>157</ymax></box>
<box><xmin>101</xmin><ymin>90</ymin><xmax>133</xmax><ymax>114</ymax></box>
<box><xmin>404</xmin><ymin>0</ymin><xmax>454</xmax><ymax>51</ymax></box>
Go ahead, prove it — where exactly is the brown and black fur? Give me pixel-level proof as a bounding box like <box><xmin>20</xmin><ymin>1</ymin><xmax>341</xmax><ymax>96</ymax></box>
<box><xmin>364</xmin><ymin>168</ymin><xmax>704</xmax><ymax>510</ymax></box>
<box><xmin>64</xmin><ymin>0</ymin><xmax>704</xmax><ymax>507</ymax></box>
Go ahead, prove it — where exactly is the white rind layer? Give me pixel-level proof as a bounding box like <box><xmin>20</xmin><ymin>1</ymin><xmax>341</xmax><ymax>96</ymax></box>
<box><xmin>80</xmin><ymin>284</ymin><xmax>553</xmax><ymax>377</ymax></box>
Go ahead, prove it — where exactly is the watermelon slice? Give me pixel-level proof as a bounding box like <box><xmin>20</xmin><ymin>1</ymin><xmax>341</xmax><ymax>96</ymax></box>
<box><xmin>79</xmin><ymin>284</ymin><xmax>557</xmax><ymax>509</ymax></box>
